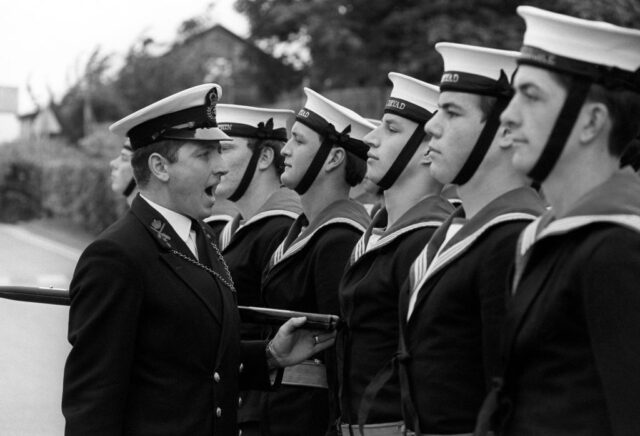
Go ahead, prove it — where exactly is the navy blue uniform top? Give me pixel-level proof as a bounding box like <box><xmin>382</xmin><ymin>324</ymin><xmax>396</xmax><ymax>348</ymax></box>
<box><xmin>495</xmin><ymin>169</ymin><xmax>640</xmax><ymax>436</ymax></box>
<box><xmin>261</xmin><ymin>199</ymin><xmax>371</xmax><ymax>436</ymax></box>
<box><xmin>338</xmin><ymin>194</ymin><xmax>454</xmax><ymax>426</ymax></box>
<box><xmin>398</xmin><ymin>187</ymin><xmax>545</xmax><ymax>434</ymax></box>
<box><xmin>63</xmin><ymin>195</ymin><xmax>272</xmax><ymax>436</ymax></box>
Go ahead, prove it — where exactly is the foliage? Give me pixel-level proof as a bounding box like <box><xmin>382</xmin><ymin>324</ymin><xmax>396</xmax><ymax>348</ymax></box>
<box><xmin>0</xmin><ymin>139</ymin><xmax>126</xmax><ymax>233</ymax></box>
<box><xmin>235</xmin><ymin>0</ymin><xmax>640</xmax><ymax>89</ymax></box>
<box><xmin>55</xmin><ymin>48</ymin><xmax>130</xmax><ymax>142</ymax></box>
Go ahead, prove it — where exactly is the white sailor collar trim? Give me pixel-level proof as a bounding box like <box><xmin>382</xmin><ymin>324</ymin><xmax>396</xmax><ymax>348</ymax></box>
<box><xmin>407</xmin><ymin>212</ymin><xmax>537</xmax><ymax>320</ymax></box>
<box><xmin>350</xmin><ymin>221</ymin><xmax>442</xmax><ymax>266</ymax></box>
<box><xmin>518</xmin><ymin>214</ymin><xmax>640</xmax><ymax>257</ymax></box>
<box><xmin>270</xmin><ymin>217</ymin><xmax>366</xmax><ymax>268</ymax></box>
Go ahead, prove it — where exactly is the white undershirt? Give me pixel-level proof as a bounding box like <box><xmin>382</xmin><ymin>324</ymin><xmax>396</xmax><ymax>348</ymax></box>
<box><xmin>140</xmin><ymin>195</ymin><xmax>198</xmax><ymax>258</ymax></box>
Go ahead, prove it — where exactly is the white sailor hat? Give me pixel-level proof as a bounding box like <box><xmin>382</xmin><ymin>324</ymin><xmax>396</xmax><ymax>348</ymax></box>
<box><xmin>216</xmin><ymin>104</ymin><xmax>295</xmax><ymax>141</ymax></box>
<box><xmin>384</xmin><ymin>72</ymin><xmax>439</xmax><ymax>123</ymax></box>
<box><xmin>110</xmin><ymin>84</ymin><xmax>230</xmax><ymax>150</ymax></box>
<box><xmin>517</xmin><ymin>6</ymin><xmax>640</xmax><ymax>92</ymax></box>
<box><xmin>366</xmin><ymin>118</ymin><xmax>382</xmax><ymax>127</ymax></box>
<box><xmin>296</xmin><ymin>88</ymin><xmax>375</xmax><ymax>151</ymax></box>
<box><xmin>436</xmin><ymin>43</ymin><xmax>519</xmax><ymax>97</ymax></box>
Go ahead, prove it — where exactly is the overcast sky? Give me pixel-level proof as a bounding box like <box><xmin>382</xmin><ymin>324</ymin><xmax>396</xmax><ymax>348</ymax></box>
<box><xmin>0</xmin><ymin>0</ymin><xmax>248</xmax><ymax>113</ymax></box>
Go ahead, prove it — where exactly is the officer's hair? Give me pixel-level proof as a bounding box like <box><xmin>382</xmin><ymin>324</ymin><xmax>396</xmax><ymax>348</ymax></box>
<box><xmin>131</xmin><ymin>139</ymin><xmax>182</xmax><ymax>187</ymax></box>
<box><xmin>246</xmin><ymin>138</ymin><xmax>286</xmax><ymax>176</ymax></box>
<box><xmin>551</xmin><ymin>72</ymin><xmax>640</xmax><ymax>157</ymax></box>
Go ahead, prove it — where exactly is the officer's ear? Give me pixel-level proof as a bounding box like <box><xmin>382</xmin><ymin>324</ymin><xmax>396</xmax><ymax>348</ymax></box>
<box><xmin>325</xmin><ymin>147</ymin><xmax>346</xmax><ymax>173</ymax></box>
<box><xmin>148</xmin><ymin>153</ymin><xmax>170</xmax><ymax>182</ymax></box>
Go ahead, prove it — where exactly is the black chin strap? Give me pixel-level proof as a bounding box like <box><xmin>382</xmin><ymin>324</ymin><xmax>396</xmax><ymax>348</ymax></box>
<box><xmin>452</xmin><ymin>96</ymin><xmax>511</xmax><ymax>185</ymax></box>
<box><xmin>294</xmin><ymin>125</ymin><xmax>352</xmax><ymax>195</ymax></box>
<box><xmin>227</xmin><ymin>147</ymin><xmax>262</xmax><ymax>202</ymax></box>
<box><xmin>527</xmin><ymin>76</ymin><xmax>592</xmax><ymax>183</ymax></box>
<box><xmin>122</xmin><ymin>178</ymin><xmax>136</xmax><ymax>197</ymax></box>
<box><xmin>376</xmin><ymin>121</ymin><xmax>427</xmax><ymax>190</ymax></box>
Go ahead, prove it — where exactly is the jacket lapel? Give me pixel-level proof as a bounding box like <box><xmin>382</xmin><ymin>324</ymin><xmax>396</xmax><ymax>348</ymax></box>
<box><xmin>130</xmin><ymin>196</ymin><xmax>223</xmax><ymax>325</ymax></box>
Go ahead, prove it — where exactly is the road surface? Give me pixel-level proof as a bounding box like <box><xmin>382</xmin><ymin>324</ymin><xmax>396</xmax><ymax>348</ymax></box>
<box><xmin>0</xmin><ymin>223</ymin><xmax>83</xmax><ymax>436</ymax></box>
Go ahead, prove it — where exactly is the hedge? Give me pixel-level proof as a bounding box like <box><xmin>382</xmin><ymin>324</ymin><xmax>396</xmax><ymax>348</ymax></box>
<box><xmin>0</xmin><ymin>137</ymin><xmax>126</xmax><ymax>235</ymax></box>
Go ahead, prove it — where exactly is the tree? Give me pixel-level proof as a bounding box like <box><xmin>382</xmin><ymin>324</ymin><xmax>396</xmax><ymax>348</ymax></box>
<box><xmin>235</xmin><ymin>0</ymin><xmax>640</xmax><ymax>89</ymax></box>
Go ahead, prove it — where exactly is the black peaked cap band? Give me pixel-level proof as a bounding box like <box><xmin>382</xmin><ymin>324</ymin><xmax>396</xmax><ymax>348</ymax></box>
<box><xmin>128</xmin><ymin>87</ymin><xmax>219</xmax><ymax>150</ymax></box>
<box><xmin>448</xmin><ymin>70</ymin><xmax>514</xmax><ymax>185</ymax></box>
<box><xmin>293</xmin><ymin>109</ymin><xmax>369</xmax><ymax>195</ymax></box>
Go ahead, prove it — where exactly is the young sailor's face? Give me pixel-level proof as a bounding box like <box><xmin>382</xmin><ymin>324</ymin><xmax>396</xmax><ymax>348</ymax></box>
<box><xmin>501</xmin><ymin>65</ymin><xmax>569</xmax><ymax>175</ymax></box>
<box><xmin>363</xmin><ymin>113</ymin><xmax>429</xmax><ymax>184</ymax></box>
<box><xmin>216</xmin><ymin>136</ymin><xmax>253</xmax><ymax>199</ymax></box>
<box><xmin>280</xmin><ymin>122</ymin><xmax>322</xmax><ymax>189</ymax></box>
<box><xmin>424</xmin><ymin>91</ymin><xmax>485</xmax><ymax>184</ymax></box>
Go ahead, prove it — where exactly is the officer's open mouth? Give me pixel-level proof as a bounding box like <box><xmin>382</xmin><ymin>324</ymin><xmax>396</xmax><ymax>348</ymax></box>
<box><xmin>204</xmin><ymin>185</ymin><xmax>214</xmax><ymax>197</ymax></box>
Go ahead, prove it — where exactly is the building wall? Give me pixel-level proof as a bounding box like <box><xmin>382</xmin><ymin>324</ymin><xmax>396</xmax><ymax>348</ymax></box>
<box><xmin>0</xmin><ymin>113</ymin><xmax>20</xmax><ymax>144</ymax></box>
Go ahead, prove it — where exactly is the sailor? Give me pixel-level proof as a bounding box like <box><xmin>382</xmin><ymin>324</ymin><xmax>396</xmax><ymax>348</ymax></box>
<box><xmin>62</xmin><ymin>84</ymin><xmax>335</xmax><ymax>436</ymax></box>
<box><xmin>260</xmin><ymin>88</ymin><xmax>373</xmax><ymax>436</ymax></box>
<box><xmin>475</xmin><ymin>7</ymin><xmax>640</xmax><ymax>436</ymax></box>
<box><xmin>398</xmin><ymin>44</ymin><xmax>546</xmax><ymax>435</ymax></box>
<box><xmin>213</xmin><ymin>103</ymin><xmax>302</xmax><ymax>436</ymax></box>
<box><xmin>337</xmin><ymin>72</ymin><xmax>454</xmax><ymax>436</ymax></box>
<box><xmin>109</xmin><ymin>138</ymin><xmax>138</xmax><ymax>206</ymax></box>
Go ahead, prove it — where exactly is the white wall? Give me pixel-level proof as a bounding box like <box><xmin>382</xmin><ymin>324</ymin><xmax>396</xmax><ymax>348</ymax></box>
<box><xmin>0</xmin><ymin>113</ymin><xmax>20</xmax><ymax>144</ymax></box>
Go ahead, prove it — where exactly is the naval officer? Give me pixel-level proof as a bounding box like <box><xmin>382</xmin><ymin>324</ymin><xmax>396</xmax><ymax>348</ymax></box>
<box><xmin>62</xmin><ymin>83</ymin><xmax>335</xmax><ymax>436</ymax></box>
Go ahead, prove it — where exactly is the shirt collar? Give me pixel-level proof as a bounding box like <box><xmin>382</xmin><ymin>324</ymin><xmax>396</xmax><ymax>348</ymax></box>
<box><xmin>140</xmin><ymin>194</ymin><xmax>193</xmax><ymax>244</ymax></box>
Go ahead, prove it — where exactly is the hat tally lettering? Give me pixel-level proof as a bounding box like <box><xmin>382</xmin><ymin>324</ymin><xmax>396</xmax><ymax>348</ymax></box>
<box><xmin>216</xmin><ymin>104</ymin><xmax>295</xmax><ymax>141</ymax></box>
<box><xmin>436</xmin><ymin>43</ymin><xmax>519</xmax><ymax>96</ymax></box>
<box><xmin>385</xmin><ymin>72</ymin><xmax>439</xmax><ymax>123</ymax></box>
<box><xmin>518</xmin><ymin>6</ymin><xmax>640</xmax><ymax>75</ymax></box>
<box><xmin>109</xmin><ymin>83</ymin><xmax>231</xmax><ymax>150</ymax></box>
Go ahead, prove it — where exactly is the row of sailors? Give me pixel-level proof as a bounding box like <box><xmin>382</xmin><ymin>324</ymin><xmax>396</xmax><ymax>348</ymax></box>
<box><xmin>92</xmin><ymin>5</ymin><xmax>640</xmax><ymax>436</ymax></box>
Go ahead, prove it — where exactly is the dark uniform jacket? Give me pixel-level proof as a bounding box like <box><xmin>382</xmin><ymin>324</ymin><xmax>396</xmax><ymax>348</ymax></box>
<box><xmin>492</xmin><ymin>169</ymin><xmax>640</xmax><ymax>436</ymax></box>
<box><xmin>398</xmin><ymin>187</ymin><xmax>545</xmax><ymax>434</ymax></box>
<box><xmin>338</xmin><ymin>194</ymin><xmax>454</xmax><ymax>428</ymax></box>
<box><xmin>62</xmin><ymin>196</ymin><xmax>271</xmax><ymax>436</ymax></box>
<box><xmin>261</xmin><ymin>199</ymin><xmax>371</xmax><ymax>436</ymax></box>
<box><xmin>219</xmin><ymin>188</ymin><xmax>301</xmax><ymax>428</ymax></box>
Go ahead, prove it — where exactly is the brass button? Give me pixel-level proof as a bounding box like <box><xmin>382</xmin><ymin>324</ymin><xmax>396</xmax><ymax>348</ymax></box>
<box><xmin>239</xmin><ymin>430</ymin><xmax>243</xmax><ymax>436</ymax></box>
<box><xmin>238</xmin><ymin>363</ymin><xmax>244</xmax><ymax>373</ymax></box>
<box><xmin>213</xmin><ymin>372</ymin><xmax>220</xmax><ymax>383</ymax></box>
<box><xmin>238</xmin><ymin>396</ymin><xmax>243</xmax><ymax>407</ymax></box>
<box><xmin>216</xmin><ymin>407</ymin><xmax>222</xmax><ymax>418</ymax></box>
